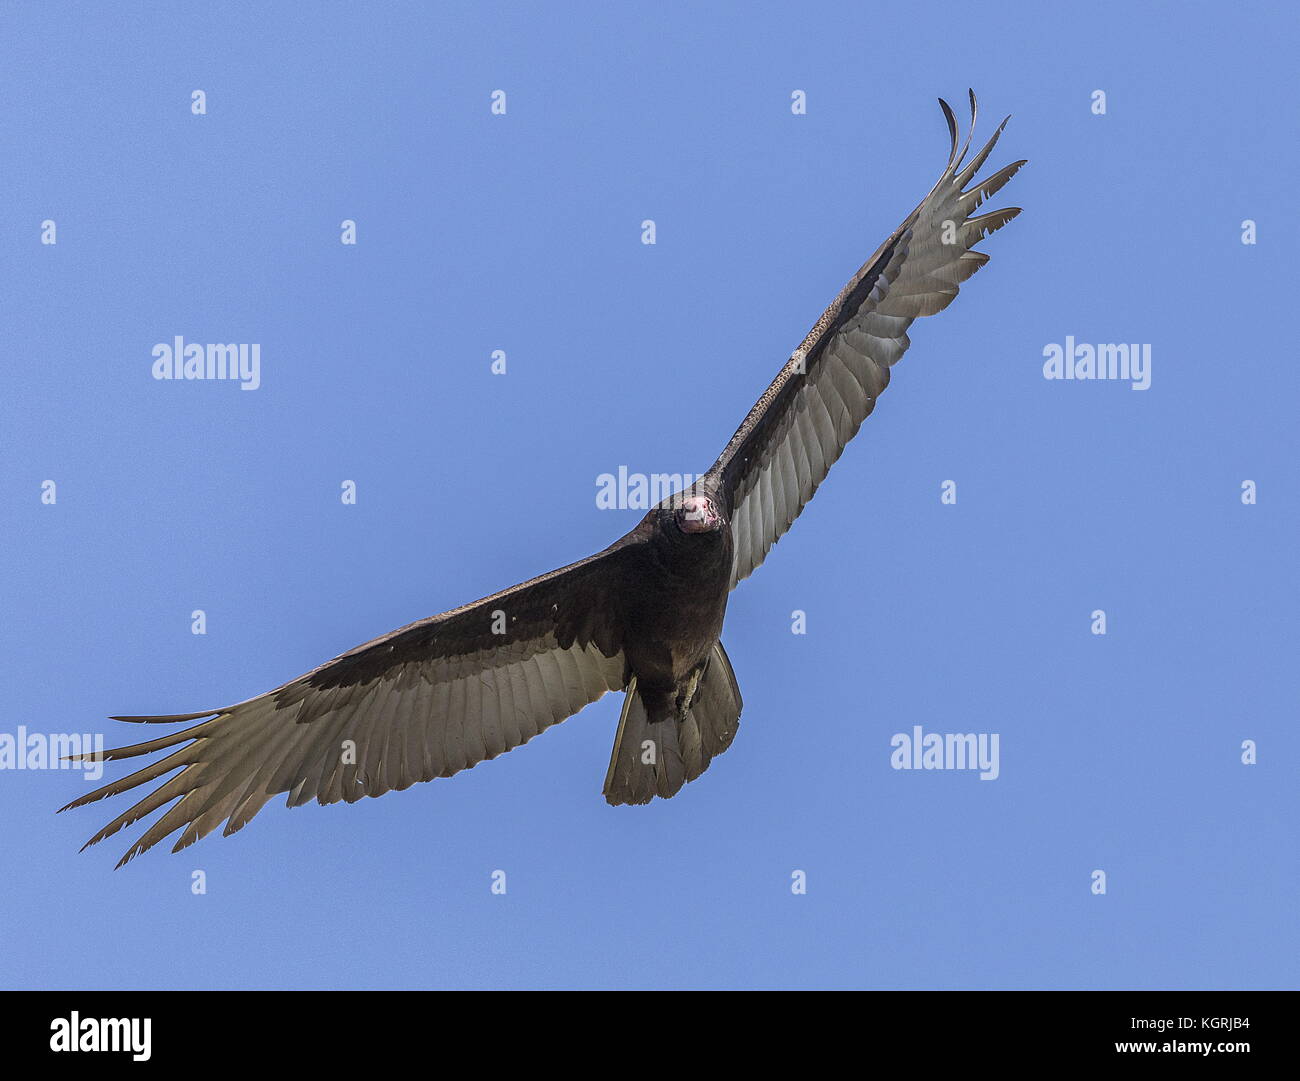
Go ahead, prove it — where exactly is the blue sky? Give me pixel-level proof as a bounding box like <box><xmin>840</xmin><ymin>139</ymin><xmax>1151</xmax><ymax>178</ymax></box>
<box><xmin>2</xmin><ymin>1</ymin><xmax>1295</xmax><ymax>990</ymax></box>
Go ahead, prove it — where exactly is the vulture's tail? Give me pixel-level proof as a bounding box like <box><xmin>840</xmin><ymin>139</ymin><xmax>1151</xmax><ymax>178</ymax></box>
<box><xmin>602</xmin><ymin>641</ymin><xmax>742</xmax><ymax>805</ymax></box>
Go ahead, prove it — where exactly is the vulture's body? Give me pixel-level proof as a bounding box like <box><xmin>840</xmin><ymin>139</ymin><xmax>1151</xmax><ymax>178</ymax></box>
<box><xmin>63</xmin><ymin>93</ymin><xmax>1025</xmax><ymax>864</ymax></box>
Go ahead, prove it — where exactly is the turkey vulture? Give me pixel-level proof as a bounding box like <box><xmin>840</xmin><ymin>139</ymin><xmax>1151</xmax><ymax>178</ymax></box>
<box><xmin>62</xmin><ymin>92</ymin><xmax>1024</xmax><ymax>865</ymax></box>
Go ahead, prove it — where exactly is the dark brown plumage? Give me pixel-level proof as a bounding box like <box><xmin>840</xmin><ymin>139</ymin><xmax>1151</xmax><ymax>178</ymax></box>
<box><xmin>62</xmin><ymin>92</ymin><xmax>1024</xmax><ymax>864</ymax></box>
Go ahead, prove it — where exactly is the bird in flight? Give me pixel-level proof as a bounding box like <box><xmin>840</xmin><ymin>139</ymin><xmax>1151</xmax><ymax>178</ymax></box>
<box><xmin>63</xmin><ymin>92</ymin><xmax>1024</xmax><ymax>865</ymax></box>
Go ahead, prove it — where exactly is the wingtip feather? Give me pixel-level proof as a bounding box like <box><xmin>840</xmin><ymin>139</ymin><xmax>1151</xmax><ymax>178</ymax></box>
<box><xmin>937</xmin><ymin>98</ymin><xmax>959</xmax><ymax>162</ymax></box>
<box><xmin>108</xmin><ymin>710</ymin><xmax>222</xmax><ymax>724</ymax></box>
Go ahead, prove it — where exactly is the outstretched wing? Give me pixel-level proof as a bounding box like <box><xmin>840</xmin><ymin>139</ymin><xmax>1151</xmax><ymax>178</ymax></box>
<box><xmin>710</xmin><ymin>92</ymin><xmax>1025</xmax><ymax>587</ymax></box>
<box><xmin>62</xmin><ymin>534</ymin><xmax>643</xmax><ymax>866</ymax></box>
